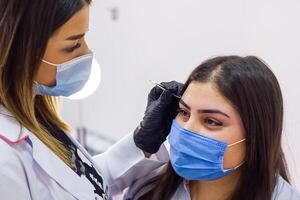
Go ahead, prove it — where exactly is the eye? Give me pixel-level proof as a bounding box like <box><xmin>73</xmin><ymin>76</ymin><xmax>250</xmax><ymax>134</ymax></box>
<box><xmin>177</xmin><ymin>108</ymin><xmax>190</xmax><ymax>121</ymax></box>
<box><xmin>204</xmin><ymin>118</ymin><xmax>223</xmax><ymax>127</ymax></box>
<box><xmin>65</xmin><ymin>42</ymin><xmax>82</xmax><ymax>53</ymax></box>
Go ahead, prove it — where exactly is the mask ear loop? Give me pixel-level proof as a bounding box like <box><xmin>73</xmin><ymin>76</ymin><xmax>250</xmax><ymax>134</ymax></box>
<box><xmin>234</xmin><ymin>161</ymin><xmax>246</xmax><ymax>170</ymax></box>
<box><xmin>42</xmin><ymin>59</ymin><xmax>57</xmax><ymax>66</ymax></box>
<box><xmin>228</xmin><ymin>138</ymin><xmax>246</xmax><ymax>147</ymax></box>
<box><xmin>227</xmin><ymin>138</ymin><xmax>247</xmax><ymax>170</ymax></box>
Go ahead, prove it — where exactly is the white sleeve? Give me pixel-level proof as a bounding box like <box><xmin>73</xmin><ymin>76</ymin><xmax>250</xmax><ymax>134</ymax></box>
<box><xmin>0</xmin><ymin>140</ymin><xmax>32</xmax><ymax>200</ymax></box>
<box><xmin>93</xmin><ymin>132</ymin><xmax>169</xmax><ymax>195</ymax></box>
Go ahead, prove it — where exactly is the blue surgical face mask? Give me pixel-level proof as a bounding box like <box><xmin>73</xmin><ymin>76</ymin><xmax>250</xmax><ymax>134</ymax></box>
<box><xmin>34</xmin><ymin>53</ymin><xmax>93</xmax><ymax>97</ymax></box>
<box><xmin>168</xmin><ymin>120</ymin><xmax>246</xmax><ymax>181</ymax></box>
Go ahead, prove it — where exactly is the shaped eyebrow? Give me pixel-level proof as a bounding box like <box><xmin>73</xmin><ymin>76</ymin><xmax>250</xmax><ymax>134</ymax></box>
<box><xmin>65</xmin><ymin>33</ymin><xmax>85</xmax><ymax>41</ymax></box>
<box><xmin>179</xmin><ymin>99</ymin><xmax>230</xmax><ymax>118</ymax></box>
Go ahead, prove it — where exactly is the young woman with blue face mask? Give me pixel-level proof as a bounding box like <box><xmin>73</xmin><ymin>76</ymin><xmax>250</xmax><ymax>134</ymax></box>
<box><xmin>0</xmin><ymin>0</ymin><xmax>182</xmax><ymax>199</ymax></box>
<box><xmin>124</xmin><ymin>56</ymin><xmax>300</xmax><ymax>200</ymax></box>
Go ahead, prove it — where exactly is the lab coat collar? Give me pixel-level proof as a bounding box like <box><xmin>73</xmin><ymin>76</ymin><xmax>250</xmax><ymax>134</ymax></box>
<box><xmin>0</xmin><ymin>105</ymin><xmax>29</xmax><ymax>143</ymax></box>
<box><xmin>0</xmin><ymin>104</ymin><xmax>95</xmax><ymax>200</ymax></box>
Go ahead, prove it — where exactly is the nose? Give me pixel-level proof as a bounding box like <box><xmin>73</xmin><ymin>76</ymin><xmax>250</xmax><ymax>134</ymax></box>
<box><xmin>81</xmin><ymin>39</ymin><xmax>91</xmax><ymax>55</ymax></box>
<box><xmin>180</xmin><ymin>116</ymin><xmax>202</xmax><ymax>134</ymax></box>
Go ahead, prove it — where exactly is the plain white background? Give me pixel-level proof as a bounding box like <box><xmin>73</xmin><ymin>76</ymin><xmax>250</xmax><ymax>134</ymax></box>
<box><xmin>60</xmin><ymin>0</ymin><xmax>300</xmax><ymax>190</ymax></box>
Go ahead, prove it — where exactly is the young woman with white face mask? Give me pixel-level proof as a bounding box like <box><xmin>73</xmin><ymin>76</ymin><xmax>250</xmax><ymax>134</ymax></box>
<box><xmin>0</xmin><ymin>1</ymin><xmax>183</xmax><ymax>199</ymax></box>
<box><xmin>124</xmin><ymin>56</ymin><xmax>300</xmax><ymax>200</ymax></box>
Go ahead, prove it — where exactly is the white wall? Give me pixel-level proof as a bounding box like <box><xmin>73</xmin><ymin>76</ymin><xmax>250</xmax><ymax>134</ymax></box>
<box><xmin>60</xmin><ymin>0</ymin><xmax>300</xmax><ymax>190</ymax></box>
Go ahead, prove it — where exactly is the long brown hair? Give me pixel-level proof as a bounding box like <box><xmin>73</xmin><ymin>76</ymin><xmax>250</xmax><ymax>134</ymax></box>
<box><xmin>0</xmin><ymin>0</ymin><xmax>91</xmax><ymax>166</ymax></box>
<box><xmin>138</xmin><ymin>56</ymin><xmax>289</xmax><ymax>200</ymax></box>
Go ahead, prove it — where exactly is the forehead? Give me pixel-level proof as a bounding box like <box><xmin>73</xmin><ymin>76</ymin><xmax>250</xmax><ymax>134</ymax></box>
<box><xmin>50</xmin><ymin>5</ymin><xmax>90</xmax><ymax>42</ymax></box>
<box><xmin>182</xmin><ymin>81</ymin><xmax>235</xmax><ymax>113</ymax></box>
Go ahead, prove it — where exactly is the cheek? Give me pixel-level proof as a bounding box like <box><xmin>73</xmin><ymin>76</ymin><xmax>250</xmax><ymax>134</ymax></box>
<box><xmin>223</xmin><ymin>140</ymin><xmax>246</xmax><ymax>169</ymax></box>
<box><xmin>44</xmin><ymin>37</ymin><xmax>78</xmax><ymax>64</ymax></box>
<box><xmin>222</xmin><ymin>117</ymin><xmax>246</xmax><ymax>169</ymax></box>
<box><xmin>35</xmin><ymin>62</ymin><xmax>57</xmax><ymax>87</ymax></box>
<box><xmin>43</xmin><ymin>39</ymin><xmax>68</xmax><ymax>64</ymax></box>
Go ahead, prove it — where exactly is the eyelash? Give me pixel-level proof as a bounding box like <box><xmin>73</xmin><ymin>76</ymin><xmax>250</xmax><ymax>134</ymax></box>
<box><xmin>204</xmin><ymin>118</ymin><xmax>223</xmax><ymax>126</ymax></box>
<box><xmin>177</xmin><ymin>108</ymin><xmax>223</xmax><ymax>127</ymax></box>
<box><xmin>65</xmin><ymin>42</ymin><xmax>81</xmax><ymax>53</ymax></box>
<box><xmin>177</xmin><ymin>108</ymin><xmax>190</xmax><ymax>119</ymax></box>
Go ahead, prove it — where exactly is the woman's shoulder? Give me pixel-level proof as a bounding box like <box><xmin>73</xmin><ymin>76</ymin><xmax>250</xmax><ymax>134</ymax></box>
<box><xmin>272</xmin><ymin>176</ymin><xmax>300</xmax><ymax>200</ymax></box>
<box><xmin>0</xmin><ymin>135</ymin><xmax>30</xmax><ymax>185</ymax></box>
<box><xmin>0</xmin><ymin>106</ymin><xmax>31</xmax><ymax>170</ymax></box>
<box><xmin>123</xmin><ymin>164</ymin><xmax>166</xmax><ymax>199</ymax></box>
<box><xmin>0</xmin><ymin>105</ymin><xmax>30</xmax><ymax>145</ymax></box>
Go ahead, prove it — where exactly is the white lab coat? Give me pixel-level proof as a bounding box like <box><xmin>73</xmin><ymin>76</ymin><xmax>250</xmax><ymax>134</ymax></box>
<box><xmin>0</xmin><ymin>105</ymin><xmax>169</xmax><ymax>200</ymax></box>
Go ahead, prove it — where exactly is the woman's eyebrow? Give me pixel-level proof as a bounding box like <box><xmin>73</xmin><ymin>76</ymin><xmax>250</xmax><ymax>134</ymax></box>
<box><xmin>179</xmin><ymin>99</ymin><xmax>190</xmax><ymax>109</ymax></box>
<box><xmin>198</xmin><ymin>109</ymin><xmax>230</xmax><ymax>118</ymax></box>
<box><xmin>179</xmin><ymin>99</ymin><xmax>230</xmax><ymax>118</ymax></box>
<box><xmin>65</xmin><ymin>33</ymin><xmax>85</xmax><ymax>40</ymax></box>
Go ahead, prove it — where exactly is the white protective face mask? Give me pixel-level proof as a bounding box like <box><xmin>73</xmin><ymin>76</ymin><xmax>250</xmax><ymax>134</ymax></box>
<box><xmin>35</xmin><ymin>53</ymin><xmax>93</xmax><ymax>97</ymax></box>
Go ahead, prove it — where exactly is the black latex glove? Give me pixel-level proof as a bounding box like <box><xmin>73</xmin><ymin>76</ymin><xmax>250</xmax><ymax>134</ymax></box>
<box><xmin>133</xmin><ymin>81</ymin><xmax>184</xmax><ymax>154</ymax></box>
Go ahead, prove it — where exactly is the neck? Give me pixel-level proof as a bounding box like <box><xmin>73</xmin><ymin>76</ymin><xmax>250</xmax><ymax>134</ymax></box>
<box><xmin>189</xmin><ymin>169</ymin><xmax>241</xmax><ymax>200</ymax></box>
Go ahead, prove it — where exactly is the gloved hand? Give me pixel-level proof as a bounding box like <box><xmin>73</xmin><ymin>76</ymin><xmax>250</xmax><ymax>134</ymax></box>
<box><xmin>133</xmin><ymin>81</ymin><xmax>184</xmax><ymax>154</ymax></box>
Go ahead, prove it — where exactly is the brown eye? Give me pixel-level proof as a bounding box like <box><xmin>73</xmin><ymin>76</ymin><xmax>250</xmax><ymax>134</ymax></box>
<box><xmin>65</xmin><ymin>43</ymin><xmax>81</xmax><ymax>53</ymax></box>
<box><xmin>205</xmin><ymin>118</ymin><xmax>223</xmax><ymax>127</ymax></box>
<box><xmin>177</xmin><ymin>108</ymin><xmax>190</xmax><ymax>121</ymax></box>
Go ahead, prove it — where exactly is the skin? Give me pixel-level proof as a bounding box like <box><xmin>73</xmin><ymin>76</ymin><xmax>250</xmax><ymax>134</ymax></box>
<box><xmin>35</xmin><ymin>5</ymin><xmax>90</xmax><ymax>87</ymax></box>
<box><xmin>175</xmin><ymin>81</ymin><xmax>246</xmax><ymax>200</ymax></box>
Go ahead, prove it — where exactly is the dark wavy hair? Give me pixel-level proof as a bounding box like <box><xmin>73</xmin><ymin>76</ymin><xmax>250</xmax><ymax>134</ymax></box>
<box><xmin>136</xmin><ymin>56</ymin><xmax>289</xmax><ymax>200</ymax></box>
